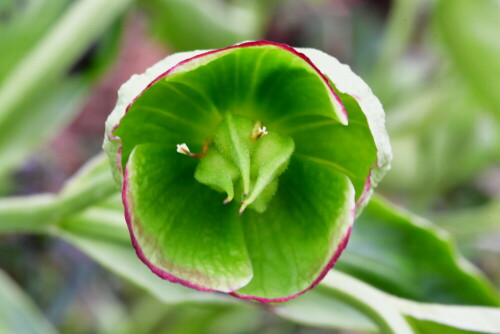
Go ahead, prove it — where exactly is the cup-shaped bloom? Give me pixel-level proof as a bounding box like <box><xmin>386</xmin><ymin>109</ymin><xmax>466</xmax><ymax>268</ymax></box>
<box><xmin>103</xmin><ymin>41</ymin><xmax>391</xmax><ymax>302</ymax></box>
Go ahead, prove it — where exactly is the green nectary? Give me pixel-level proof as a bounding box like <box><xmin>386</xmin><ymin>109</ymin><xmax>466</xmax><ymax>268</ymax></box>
<box><xmin>103</xmin><ymin>41</ymin><xmax>392</xmax><ymax>302</ymax></box>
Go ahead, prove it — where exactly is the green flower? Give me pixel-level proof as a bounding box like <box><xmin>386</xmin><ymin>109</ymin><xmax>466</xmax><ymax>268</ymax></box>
<box><xmin>103</xmin><ymin>41</ymin><xmax>391</xmax><ymax>302</ymax></box>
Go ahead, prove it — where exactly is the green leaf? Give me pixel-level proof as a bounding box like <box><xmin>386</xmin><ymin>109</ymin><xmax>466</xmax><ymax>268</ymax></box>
<box><xmin>0</xmin><ymin>269</ymin><xmax>59</xmax><ymax>334</ymax></box>
<box><xmin>382</xmin><ymin>80</ymin><xmax>500</xmax><ymax>205</ymax></box>
<box><xmin>59</xmin><ymin>209</ymin><xmax>500</xmax><ymax>334</ymax></box>
<box><xmin>4</xmin><ymin>151</ymin><xmax>496</xmax><ymax>332</ymax></box>
<box><xmin>0</xmin><ymin>0</ymin><xmax>68</xmax><ymax>83</ymax></box>
<box><xmin>337</xmin><ymin>195</ymin><xmax>500</xmax><ymax>306</ymax></box>
<box><xmin>0</xmin><ymin>78</ymin><xmax>88</xmax><ymax>180</ymax></box>
<box><xmin>274</xmin><ymin>281</ymin><xmax>379</xmax><ymax>333</ymax></box>
<box><xmin>142</xmin><ymin>0</ymin><xmax>263</xmax><ymax>51</ymax></box>
<box><xmin>279</xmin><ymin>270</ymin><xmax>500</xmax><ymax>334</ymax></box>
<box><xmin>0</xmin><ymin>0</ymin><xmax>130</xmax><ymax>179</ymax></box>
<box><xmin>407</xmin><ymin>319</ymin><xmax>493</xmax><ymax>334</ymax></box>
<box><xmin>434</xmin><ymin>0</ymin><xmax>500</xmax><ymax>114</ymax></box>
<box><xmin>0</xmin><ymin>0</ymin><xmax>132</xmax><ymax>120</ymax></box>
<box><xmin>392</xmin><ymin>297</ymin><xmax>500</xmax><ymax>334</ymax></box>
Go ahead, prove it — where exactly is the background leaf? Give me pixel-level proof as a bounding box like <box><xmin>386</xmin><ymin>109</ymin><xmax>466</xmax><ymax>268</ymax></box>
<box><xmin>279</xmin><ymin>271</ymin><xmax>500</xmax><ymax>334</ymax></box>
<box><xmin>0</xmin><ymin>269</ymin><xmax>59</xmax><ymax>334</ymax></box>
<box><xmin>143</xmin><ymin>0</ymin><xmax>264</xmax><ymax>51</ymax></box>
<box><xmin>0</xmin><ymin>0</ymin><xmax>130</xmax><ymax>181</ymax></box>
<box><xmin>337</xmin><ymin>195</ymin><xmax>500</xmax><ymax>306</ymax></box>
<box><xmin>433</xmin><ymin>0</ymin><xmax>500</xmax><ymax>115</ymax></box>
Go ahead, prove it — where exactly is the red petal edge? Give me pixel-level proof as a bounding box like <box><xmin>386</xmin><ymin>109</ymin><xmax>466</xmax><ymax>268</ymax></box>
<box><xmin>230</xmin><ymin>225</ymin><xmax>353</xmax><ymax>303</ymax></box>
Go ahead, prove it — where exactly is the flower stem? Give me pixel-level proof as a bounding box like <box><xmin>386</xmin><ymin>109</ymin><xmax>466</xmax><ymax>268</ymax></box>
<box><xmin>0</xmin><ymin>154</ymin><xmax>117</xmax><ymax>234</ymax></box>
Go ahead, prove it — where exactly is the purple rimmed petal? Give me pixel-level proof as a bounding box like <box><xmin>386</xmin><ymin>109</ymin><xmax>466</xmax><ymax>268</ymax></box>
<box><xmin>123</xmin><ymin>144</ymin><xmax>254</xmax><ymax>292</ymax></box>
<box><xmin>230</xmin><ymin>226</ymin><xmax>353</xmax><ymax>303</ymax></box>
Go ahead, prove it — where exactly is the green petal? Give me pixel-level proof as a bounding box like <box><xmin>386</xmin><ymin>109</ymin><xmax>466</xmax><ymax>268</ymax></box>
<box><xmin>104</xmin><ymin>43</ymin><xmax>350</xmax><ymax>185</ymax></box>
<box><xmin>124</xmin><ymin>143</ymin><xmax>253</xmax><ymax>292</ymax></box>
<box><xmin>299</xmin><ymin>48</ymin><xmax>392</xmax><ymax>209</ymax></box>
<box><xmin>104</xmin><ymin>49</ymin><xmax>207</xmax><ymax>183</ymax></box>
<box><xmin>285</xmin><ymin>89</ymin><xmax>377</xmax><ymax>205</ymax></box>
<box><xmin>113</xmin><ymin>79</ymin><xmax>222</xmax><ymax>169</ymax></box>
<box><xmin>164</xmin><ymin>44</ymin><xmax>346</xmax><ymax>127</ymax></box>
<box><xmin>233</xmin><ymin>156</ymin><xmax>355</xmax><ymax>301</ymax></box>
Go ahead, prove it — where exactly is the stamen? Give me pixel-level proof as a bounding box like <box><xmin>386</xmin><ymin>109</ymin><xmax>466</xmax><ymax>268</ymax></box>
<box><xmin>252</xmin><ymin>121</ymin><xmax>268</xmax><ymax>141</ymax></box>
<box><xmin>176</xmin><ymin>142</ymin><xmax>209</xmax><ymax>158</ymax></box>
<box><xmin>176</xmin><ymin>143</ymin><xmax>191</xmax><ymax>155</ymax></box>
<box><xmin>258</xmin><ymin>126</ymin><xmax>268</xmax><ymax>137</ymax></box>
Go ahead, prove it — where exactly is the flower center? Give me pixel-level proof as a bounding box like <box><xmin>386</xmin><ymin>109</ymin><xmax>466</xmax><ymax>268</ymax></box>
<box><xmin>178</xmin><ymin>113</ymin><xmax>294</xmax><ymax>215</ymax></box>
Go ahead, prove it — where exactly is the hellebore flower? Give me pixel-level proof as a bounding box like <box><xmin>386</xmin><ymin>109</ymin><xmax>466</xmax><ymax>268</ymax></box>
<box><xmin>103</xmin><ymin>41</ymin><xmax>391</xmax><ymax>302</ymax></box>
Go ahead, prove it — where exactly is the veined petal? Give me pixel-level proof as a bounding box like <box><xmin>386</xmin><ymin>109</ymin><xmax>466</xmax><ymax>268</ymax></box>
<box><xmin>298</xmin><ymin>48</ymin><xmax>392</xmax><ymax>211</ymax></box>
<box><xmin>124</xmin><ymin>143</ymin><xmax>253</xmax><ymax>292</ymax></box>
<box><xmin>233</xmin><ymin>156</ymin><xmax>355</xmax><ymax>302</ymax></box>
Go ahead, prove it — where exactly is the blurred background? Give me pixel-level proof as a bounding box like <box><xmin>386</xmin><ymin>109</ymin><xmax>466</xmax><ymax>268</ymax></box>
<box><xmin>1</xmin><ymin>0</ymin><xmax>499</xmax><ymax>333</ymax></box>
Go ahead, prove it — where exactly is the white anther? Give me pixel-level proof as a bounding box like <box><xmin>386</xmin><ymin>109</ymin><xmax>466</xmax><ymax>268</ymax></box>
<box><xmin>258</xmin><ymin>126</ymin><xmax>268</xmax><ymax>137</ymax></box>
<box><xmin>176</xmin><ymin>143</ymin><xmax>191</xmax><ymax>155</ymax></box>
<box><xmin>252</xmin><ymin>121</ymin><xmax>268</xmax><ymax>141</ymax></box>
<box><xmin>176</xmin><ymin>142</ymin><xmax>208</xmax><ymax>158</ymax></box>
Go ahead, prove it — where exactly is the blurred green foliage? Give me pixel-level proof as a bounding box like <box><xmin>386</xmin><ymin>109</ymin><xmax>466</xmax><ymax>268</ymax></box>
<box><xmin>434</xmin><ymin>0</ymin><xmax>500</xmax><ymax>115</ymax></box>
<box><xmin>142</xmin><ymin>0</ymin><xmax>264</xmax><ymax>51</ymax></box>
<box><xmin>0</xmin><ymin>0</ymin><xmax>127</xmax><ymax>190</ymax></box>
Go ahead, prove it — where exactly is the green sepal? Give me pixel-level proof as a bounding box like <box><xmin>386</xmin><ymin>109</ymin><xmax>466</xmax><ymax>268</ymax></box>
<box><xmin>243</xmin><ymin>131</ymin><xmax>294</xmax><ymax>213</ymax></box>
<box><xmin>214</xmin><ymin>113</ymin><xmax>253</xmax><ymax>195</ymax></box>
<box><xmin>194</xmin><ymin>148</ymin><xmax>239</xmax><ymax>204</ymax></box>
<box><xmin>194</xmin><ymin>113</ymin><xmax>294</xmax><ymax>214</ymax></box>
